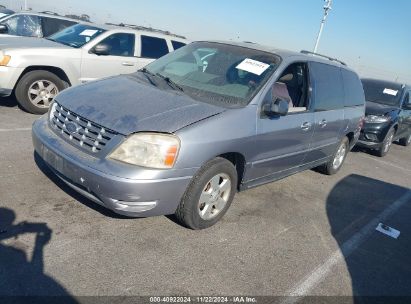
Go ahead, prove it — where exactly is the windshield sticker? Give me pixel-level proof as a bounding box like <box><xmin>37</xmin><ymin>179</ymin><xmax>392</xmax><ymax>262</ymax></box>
<box><xmin>236</xmin><ymin>58</ymin><xmax>270</xmax><ymax>76</ymax></box>
<box><xmin>79</xmin><ymin>29</ymin><xmax>98</xmax><ymax>36</ymax></box>
<box><xmin>383</xmin><ymin>88</ymin><xmax>398</xmax><ymax>96</ymax></box>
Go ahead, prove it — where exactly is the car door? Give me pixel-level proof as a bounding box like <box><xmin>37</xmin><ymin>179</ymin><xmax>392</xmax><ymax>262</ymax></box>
<box><xmin>80</xmin><ymin>32</ymin><xmax>139</xmax><ymax>82</ymax></box>
<box><xmin>398</xmin><ymin>91</ymin><xmax>411</xmax><ymax>137</ymax></box>
<box><xmin>40</xmin><ymin>17</ymin><xmax>76</xmax><ymax>37</ymax></box>
<box><xmin>250</xmin><ymin>62</ymin><xmax>314</xmax><ymax>182</ymax></box>
<box><xmin>304</xmin><ymin>62</ymin><xmax>346</xmax><ymax>163</ymax></box>
<box><xmin>135</xmin><ymin>35</ymin><xmax>171</xmax><ymax>70</ymax></box>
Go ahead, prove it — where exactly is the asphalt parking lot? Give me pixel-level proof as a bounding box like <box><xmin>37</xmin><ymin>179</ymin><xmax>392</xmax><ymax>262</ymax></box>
<box><xmin>1</xmin><ymin>96</ymin><xmax>411</xmax><ymax>302</ymax></box>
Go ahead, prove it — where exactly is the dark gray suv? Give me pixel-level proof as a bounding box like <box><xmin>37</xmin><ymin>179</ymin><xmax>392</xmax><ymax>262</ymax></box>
<box><xmin>32</xmin><ymin>41</ymin><xmax>365</xmax><ymax>229</ymax></box>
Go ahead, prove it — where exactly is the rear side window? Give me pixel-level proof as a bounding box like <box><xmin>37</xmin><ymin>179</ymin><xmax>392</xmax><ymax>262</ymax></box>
<box><xmin>341</xmin><ymin>69</ymin><xmax>365</xmax><ymax>107</ymax></box>
<box><xmin>171</xmin><ymin>40</ymin><xmax>186</xmax><ymax>50</ymax></box>
<box><xmin>310</xmin><ymin>62</ymin><xmax>345</xmax><ymax>111</ymax></box>
<box><xmin>41</xmin><ymin>17</ymin><xmax>76</xmax><ymax>37</ymax></box>
<box><xmin>141</xmin><ymin>35</ymin><xmax>169</xmax><ymax>59</ymax></box>
<box><xmin>3</xmin><ymin>14</ymin><xmax>41</xmax><ymax>37</ymax></box>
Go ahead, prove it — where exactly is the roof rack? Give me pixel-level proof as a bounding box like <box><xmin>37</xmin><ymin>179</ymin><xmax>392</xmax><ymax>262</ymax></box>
<box><xmin>105</xmin><ymin>22</ymin><xmax>186</xmax><ymax>39</ymax></box>
<box><xmin>39</xmin><ymin>11</ymin><xmax>60</xmax><ymax>16</ymax></box>
<box><xmin>300</xmin><ymin>50</ymin><xmax>347</xmax><ymax>66</ymax></box>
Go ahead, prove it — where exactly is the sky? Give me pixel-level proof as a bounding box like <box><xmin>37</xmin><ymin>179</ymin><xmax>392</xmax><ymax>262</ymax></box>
<box><xmin>2</xmin><ymin>0</ymin><xmax>410</xmax><ymax>84</ymax></box>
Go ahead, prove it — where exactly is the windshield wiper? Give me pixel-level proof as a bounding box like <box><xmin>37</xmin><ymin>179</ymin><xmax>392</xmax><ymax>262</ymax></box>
<box><xmin>155</xmin><ymin>72</ymin><xmax>184</xmax><ymax>92</ymax></box>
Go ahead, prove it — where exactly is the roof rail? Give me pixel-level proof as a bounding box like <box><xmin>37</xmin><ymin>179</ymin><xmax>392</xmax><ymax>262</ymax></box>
<box><xmin>105</xmin><ymin>22</ymin><xmax>186</xmax><ymax>39</ymax></box>
<box><xmin>39</xmin><ymin>11</ymin><xmax>60</xmax><ymax>16</ymax></box>
<box><xmin>300</xmin><ymin>50</ymin><xmax>347</xmax><ymax>66</ymax></box>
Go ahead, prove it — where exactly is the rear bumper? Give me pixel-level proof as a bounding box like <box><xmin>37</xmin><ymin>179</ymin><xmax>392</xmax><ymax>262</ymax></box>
<box><xmin>32</xmin><ymin>117</ymin><xmax>194</xmax><ymax>217</ymax></box>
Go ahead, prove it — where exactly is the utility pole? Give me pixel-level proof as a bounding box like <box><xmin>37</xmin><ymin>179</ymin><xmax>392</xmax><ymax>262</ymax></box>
<box><xmin>24</xmin><ymin>0</ymin><xmax>28</xmax><ymax>10</ymax></box>
<box><xmin>314</xmin><ymin>0</ymin><xmax>333</xmax><ymax>53</ymax></box>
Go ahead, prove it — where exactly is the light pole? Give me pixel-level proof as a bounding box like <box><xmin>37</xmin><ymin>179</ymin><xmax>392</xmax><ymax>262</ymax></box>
<box><xmin>24</xmin><ymin>0</ymin><xmax>28</xmax><ymax>10</ymax></box>
<box><xmin>314</xmin><ymin>0</ymin><xmax>333</xmax><ymax>53</ymax></box>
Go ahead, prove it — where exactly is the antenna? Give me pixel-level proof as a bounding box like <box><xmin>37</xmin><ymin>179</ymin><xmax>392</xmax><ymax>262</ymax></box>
<box><xmin>314</xmin><ymin>0</ymin><xmax>333</xmax><ymax>53</ymax></box>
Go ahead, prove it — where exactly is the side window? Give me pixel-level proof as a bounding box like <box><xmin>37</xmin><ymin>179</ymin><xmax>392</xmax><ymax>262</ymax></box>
<box><xmin>403</xmin><ymin>92</ymin><xmax>410</xmax><ymax>108</ymax></box>
<box><xmin>3</xmin><ymin>14</ymin><xmax>41</xmax><ymax>37</ymax></box>
<box><xmin>171</xmin><ymin>40</ymin><xmax>186</xmax><ymax>50</ymax></box>
<box><xmin>341</xmin><ymin>69</ymin><xmax>365</xmax><ymax>107</ymax></box>
<box><xmin>141</xmin><ymin>35</ymin><xmax>169</xmax><ymax>59</ymax></box>
<box><xmin>98</xmin><ymin>33</ymin><xmax>135</xmax><ymax>57</ymax></box>
<box><xmin>274</xmin><ymin>62</ymin><xmax>310</xmax><ymax>113</ymax></box>
<box><xmin>310</xmin><ymin>62</ymin><xmax>345</xmax><ymax>111</ymax></box>
<box><xmin>41</xmin><ymin>17</ymin><xmax>76</xmax><ymax>37</ymax></box>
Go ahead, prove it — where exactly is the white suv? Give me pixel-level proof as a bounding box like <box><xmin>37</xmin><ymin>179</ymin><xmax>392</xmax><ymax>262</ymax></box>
<box><xmin>0</xmin><ymin>22</ymin><xmax>188</xmax><ymax>113</ymax></box>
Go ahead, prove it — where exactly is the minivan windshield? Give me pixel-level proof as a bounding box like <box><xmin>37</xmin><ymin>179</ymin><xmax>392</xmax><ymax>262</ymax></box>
<box><xmin>361</xmin><ymin>79</ymin><xmax>403</xmax><ymax>107</ymax></box>
<box><xmin>48</xmin><ymin>24</ymin><xmax>105</xmax><ymax>48</ymax></box>
<box><xmin>142</xmin><ymin>42</ymin><xmax>281</xmax><ymax>107</ymax></box>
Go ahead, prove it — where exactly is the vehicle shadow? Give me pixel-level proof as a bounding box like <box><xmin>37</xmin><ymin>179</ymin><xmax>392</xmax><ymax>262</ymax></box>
<box><xmin>0</xmin><ymin>207</ymin><xmax>78</xmax><ymax>302</ymax></box>
<box><xmin>34</xmin><ymin>152</ymin><xmax>130</xmax><ymax>219</ymax></box>
<box><xmin>326</xmin><ymin>174</ymin><xmax>411</xmax><ymax>302</ymax></box>
<box><xmin>0</xmin><ymin>96</ymin><xmax>18</xmax><ymax>108</ymax></box>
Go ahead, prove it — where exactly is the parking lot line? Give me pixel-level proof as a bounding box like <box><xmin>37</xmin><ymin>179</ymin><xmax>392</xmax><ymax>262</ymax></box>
<box><xmin>356</xmin><ymin>153</ymin><xmax>411</xmax><ymax>174</ymax></box>
<box><xmin>0</xmin><ymin>127</ymin><xmax>32</xmax><ymax>132</ymax></box>
<box><xmin>283</xmin><ymin>190</ymin><xmax>411</xmax><ymax>303</ymax></box>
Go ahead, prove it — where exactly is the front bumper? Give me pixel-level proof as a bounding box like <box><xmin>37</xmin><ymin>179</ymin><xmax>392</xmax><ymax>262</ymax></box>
<box><xmin>32</xmin><ymin>117</ymin><xmax>195</xmax><ymax>217</ymax></box>
<box><xmin>356</xmin><ymin>121</ymin><xmax>391</xmax><ymax>150</ymax></box>
<box><xmin>0</xmin><ymin>66</ymin><xmax>24</xmax><ymax>97</ymax></box>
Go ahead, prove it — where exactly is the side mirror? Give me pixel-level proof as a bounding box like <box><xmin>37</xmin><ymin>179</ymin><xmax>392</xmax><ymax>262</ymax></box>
<box><xmin>0</xmin><ymin>24</ymin><xmax>8</xmax><ymax>34</ymax></box>
<box><xmin>91</xmin><ymin>43</ymin><xmax>111</xmax><ymax>56</ymax></box>
<box><xmin>264</xmin><ymin>98</ymin><xmax>289</xmax><ymax>116</ymax></box>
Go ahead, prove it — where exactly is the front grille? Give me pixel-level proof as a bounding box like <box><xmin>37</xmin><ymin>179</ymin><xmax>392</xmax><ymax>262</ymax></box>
<box><xmin>49</xmin><ymin>102</ymin><xmax>117</xmax><ymax>153</ymax></box>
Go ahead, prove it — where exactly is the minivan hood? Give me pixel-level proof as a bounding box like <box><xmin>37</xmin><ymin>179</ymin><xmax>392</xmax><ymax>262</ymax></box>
<box><xmin>365</xmin><ymin>101</ymin><xmax>398</xmax><ymax>116</ymax></box>
<box><xmin>0</xmin><ymin>36</ymin><xmax>70</xmax><ymax>50</ymax></box>
<box><xmin>55</xmin><ymin>75</ymin><xmax>226</xmax><ymax>135</ymax></box>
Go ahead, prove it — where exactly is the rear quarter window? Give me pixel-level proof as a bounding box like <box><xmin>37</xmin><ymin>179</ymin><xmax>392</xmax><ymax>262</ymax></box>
<box><xmin>341</xmin><ymin>69</ymin><xmax>365</xmax><ymax>107</ymax></box>
<box><xmin>310</xmin><ymin>62</ymin><xmax>345</xmax><ymax>111</ymax></box>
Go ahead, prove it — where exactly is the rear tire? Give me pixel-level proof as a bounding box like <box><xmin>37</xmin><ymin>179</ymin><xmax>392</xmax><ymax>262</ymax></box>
<box><xmin>399</xmin><ymin>133</ymin><xmax>411</xmax><ymax>147</ymax></box>
<box><xmin>175</xmin><ymin>157</ymin><xmax>237</xmax><ymax>230</ymax></box>
<box><xmin>317</xmin><ymin>136</ymin><xmax>349</xmax><ymax>175</ymax></box>
<box><xmin>15</xmin><ymin>70</ymin><xmax>66</xmax><ymax>114</ymax></box>
<box><xmin>375</xmin><ymin>128</ymin><xmax>395</xmax><ymax>157</ymax></box>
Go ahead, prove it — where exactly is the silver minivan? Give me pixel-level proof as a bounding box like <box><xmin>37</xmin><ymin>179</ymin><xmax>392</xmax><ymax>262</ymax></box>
<box><xmin>32</xmin><ymin>41</ymin><xmax>365</xmax><ymax>229</ymax></box>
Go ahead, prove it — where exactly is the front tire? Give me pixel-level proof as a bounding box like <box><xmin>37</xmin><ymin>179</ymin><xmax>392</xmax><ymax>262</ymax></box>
<box><xmin>317</xmin><ymin>136</ymin><xmax>349</xmax><ymax>175</ymax></box>
<box><xmin>375</xmin><ymin>128</ymin><xmax>395</xmax><ymax>157</ymax></box>
<box><xmin>399</xmin><ymin>133</ymin><xmax>411</xmax><ymax>147</ymax></box>
<box><xmin>15</xmin><ymin>70</ymin><xmax>66</xmax><ymax>114</ymax></box>
<box><xmin>175</xmin><ymin>157</ymin><xmax>238</xmax><ymax>230</ymax></box>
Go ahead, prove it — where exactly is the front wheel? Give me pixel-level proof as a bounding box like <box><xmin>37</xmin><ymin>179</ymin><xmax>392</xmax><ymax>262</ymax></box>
<box><xmin>175</xmin><ymin>157</ymin><xmax>238</xmax><ymax>230</ymax></box>
<box><xmin>15</xmin><ymin>70</ymin><xmax>66</xmax><ymax>114</ymax></box>
<box><xmin>399</xmin><ymin>133</ymin><xmax>411</xmax><ymax>147</ymax></box>
<box><xmin>375</xmin><ymin>128</ymin><xmax>395</xmax><ymax>157</ymax></box>
<box><xmin>317</xmin><ymin>136</ymin><xmax>349</xmax><ymax>175</ymax></box>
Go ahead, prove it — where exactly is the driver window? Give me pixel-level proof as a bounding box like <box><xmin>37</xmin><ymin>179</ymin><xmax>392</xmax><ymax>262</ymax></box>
<box><xmin>274</xmin><ymin>62</ymin><xmax>309</xmax><ymax>113</ymax></box>
<box><xmin>98</xmin><ymin>33</ymin><xmax>135</xmax><ymax>57</ymax></box>
<box><xmin>4</xmin><ymin>14</ymin><xmax>42</xmax><ymax>37</ymax></box>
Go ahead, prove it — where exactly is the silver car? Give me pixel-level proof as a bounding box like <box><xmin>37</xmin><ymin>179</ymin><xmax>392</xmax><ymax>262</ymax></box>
<box><xmin>32</xmin><ymin>41</ymin><xmax>365</xmax><ymax>229</ymax></box>
<box><xmin>0</xmin><ymin>22</ymin><xmax>188</xmax><ymax>114</ymax></box>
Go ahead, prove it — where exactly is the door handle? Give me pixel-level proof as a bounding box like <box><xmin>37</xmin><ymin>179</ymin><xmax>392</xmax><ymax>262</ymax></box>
<box><xmin>319</xmin><ymin>119</ymin><xmax>327</xmax><ymax>128</ymax></box>
<box><xmin>301</xmin><ymin>122</ymin><xmax>312</xmax><ymax>131</ymax></box>
<box><xmin>122</xmin><ymin>62</ymin><xmax>135</xmax><ymax>66</ymax></box>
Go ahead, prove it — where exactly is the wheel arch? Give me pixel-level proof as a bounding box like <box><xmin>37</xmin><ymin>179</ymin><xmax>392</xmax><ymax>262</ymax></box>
<box><xmin>14</xmin><ymin>66</ymin><xmax>72</xmax><ymax>90</ymax></box>
<box><xmin>217</xmin><ymin>152</ymin><xmax>246</xmax><ymax>190</ymax></box>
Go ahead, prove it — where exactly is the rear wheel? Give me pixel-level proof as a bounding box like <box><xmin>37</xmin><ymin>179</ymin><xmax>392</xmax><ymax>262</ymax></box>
<box><xmin>175</xmin><ymin>157</ymin><xmax>237</xmax><ymax>230</ymax></box>
<box><xmin>375</xmin><ymin>128</ymin><xmax>395</xmax><ymax>157</ymax></box>
<box><xmin>399</xmin><ymin>133</ymin><xmax>411</xmax><ymax>147</ymax></box>
<box><xmin>15</xmin><ymin>70</ymin><xmax>66</xmax><ymax>114</ymax></box>
<box><xmin>317</xmin><ymin>136</ymin><xmax>349</xmax><ymax>175</ymax></box>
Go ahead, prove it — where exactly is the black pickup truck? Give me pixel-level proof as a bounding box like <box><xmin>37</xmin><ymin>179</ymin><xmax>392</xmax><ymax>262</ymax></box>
<box><xmin>357</xmin><ymin>78</ymin><xmax>411</xmax><ymax>157</ymax></box>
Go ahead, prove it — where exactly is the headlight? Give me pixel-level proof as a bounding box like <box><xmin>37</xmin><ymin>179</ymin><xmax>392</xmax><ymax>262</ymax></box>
<box><xmin>364</xmin><ymin>115</ymin><xmax>390</xmax><ymax>123</ymax></box>
<box><xmin>0</xmin><ymin>55</ymin><xmax>11</xmax><ymax>66</ymax></box>
<box><xmin>109</xmin><ymin>133</ymin><xmax>180</xmax><ymax>169</ymax></box>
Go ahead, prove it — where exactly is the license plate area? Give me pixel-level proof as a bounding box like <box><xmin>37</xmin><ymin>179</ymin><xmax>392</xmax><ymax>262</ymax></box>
<box><xmin>42</xmin><ymin>145</ymin><xmax>64</xmax><ymax>173</ymax></box>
